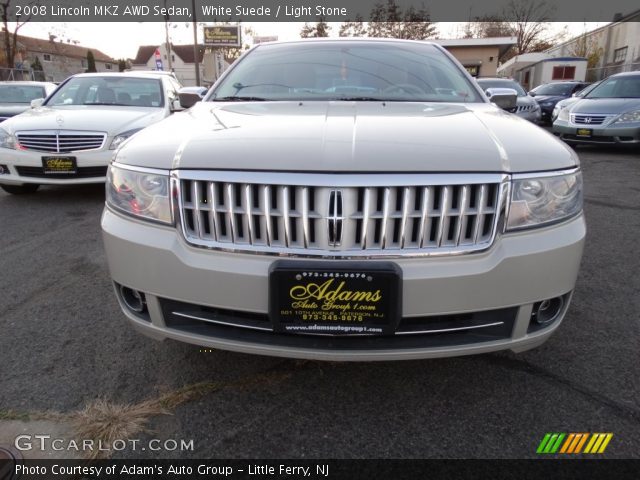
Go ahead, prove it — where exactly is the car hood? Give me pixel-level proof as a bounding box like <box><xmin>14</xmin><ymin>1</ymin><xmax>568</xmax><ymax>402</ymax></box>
<box><xmin>571</xmin><ymin>98</ymin><xmax>640</xmax><ymax>114</ymax></box>
<box><xmin>516</xmin><ymin>96</ymin><xmax>538</xmax><ymax>107</ymax></box>
<box><xmin>116</xmin><ymin>101</ymin><xmax>577</xmax><ymax>173</ymax></box>
<box><xmin>1</xmin><ymin>105</ymin><xmax>166</xmax><ymax>135</ymax></box>
<box><xmin>0</xmin><ymin>104</ymin><xmax>31</xmax><ymax>117</ymax></box>
<box><xmin>534</xmin><ymin>95</ymin><xmax>565</xmax><ymax>103</ymax></box>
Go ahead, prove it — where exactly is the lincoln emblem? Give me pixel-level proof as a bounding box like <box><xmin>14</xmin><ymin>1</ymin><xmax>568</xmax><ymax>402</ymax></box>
<box><xmin>327</xmin><ymin>190</ymin><xmax>343</xmax><ymax>247</ymax></box>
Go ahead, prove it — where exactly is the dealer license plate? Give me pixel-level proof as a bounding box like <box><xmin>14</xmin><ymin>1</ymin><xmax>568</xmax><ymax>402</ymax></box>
<box><xmin>269</xmin><ymin>261</ymin><xmax>402</xmax><ymax>335</ymax></box>
<box><xmin>42</xmin><ymin>156</ymin><xmax>77</xmax><ymax>174</ymax></box>
<box><xmin>576</xmin><ymin>128</ymin><xmax>592</xmax><ymax>137</ymax></box>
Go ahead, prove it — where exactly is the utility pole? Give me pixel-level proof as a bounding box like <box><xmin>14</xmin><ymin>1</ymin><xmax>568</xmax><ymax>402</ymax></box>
<box><xmin>192</xmin><ymin>0</ymin><xmax>200</xmax><ymax>85</ymax></box>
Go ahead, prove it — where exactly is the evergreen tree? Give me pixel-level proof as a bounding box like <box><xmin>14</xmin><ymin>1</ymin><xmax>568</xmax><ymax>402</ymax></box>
<box><xmin>86</xmin><ymin>50</ymin><xmax>96</xmax><ymax>72</ymax></box>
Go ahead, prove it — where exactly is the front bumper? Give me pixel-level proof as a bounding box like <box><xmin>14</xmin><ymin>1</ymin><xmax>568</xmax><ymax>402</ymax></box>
<box><xmin>101</xmin><ymin>208</ymin><xmax>586</xmax><ymax>361</ymax></box>
<box><xmin>0</xmin><ymin>148</ymin><xmax>112</xmax><ymax>185</ymax></box>
<box><xmin>553</xmin><ymin>121</ymin><xmax>640</xmax><ymax>145</ymax></box>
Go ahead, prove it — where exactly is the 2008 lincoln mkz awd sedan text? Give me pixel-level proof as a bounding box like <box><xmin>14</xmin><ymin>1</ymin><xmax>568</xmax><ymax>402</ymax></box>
<box><xmin>101</xmin><ymin>39</ymin><xmax>585</xmax><ymax>361</ymax></box>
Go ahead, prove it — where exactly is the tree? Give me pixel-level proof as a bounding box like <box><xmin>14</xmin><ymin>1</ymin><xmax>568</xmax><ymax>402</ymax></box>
<box><xmin>339</xmin><ymin>15</ymin><xmax>367</xmax><ymax>37</ymax></box>
<box><xmin>569</xmin><ymin>28</ymin><xmax>603</xmax><ymax>69</ymax></box>
<box><xmin>86</xmin><ymin>50</ymin><xmax>96</xmax><ymax>72</ymax></box>
<box><xmin>118</xmin><ymin>58</ymin><xmax>129</xmax><ymax>72</ymax></box>
<box><xmin>300</xmin><ymin>19</ymin><xmax>331</xmax><ymax>38</ymax></box>
<box><xmin>366</xmin><ymin>0</ymin><xmax>437</xmax><ymax>40</ymax></box>
<box><xmin>463</xmin><ymin>16</ymin><xmax>512</xmax><ymax>39</ymax></box>
<box><xmin>31</xmin><ymin>55</ymin><xmax>42</xmax><ymax>71</ymax></box>
<box><xmin>503</xmin><ymin>0</ymin><xmax>555</xmax><ymax>56</ymax></box>
<box><xmin>0</xmin><ymin>0</ymin><xmax>38</xmax><ymax>68</ymax></box>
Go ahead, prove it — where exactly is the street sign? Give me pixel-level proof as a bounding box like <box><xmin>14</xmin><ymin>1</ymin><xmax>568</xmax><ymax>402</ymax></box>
<box><xmin>203</xmin><ymin>25</ymin><xmax>241</xmax><ymax>47</ymax></box>
<box><xmin>154</xmin><ymin>48</ymin><xmax>163</xmax><ymax>70</ymax></box>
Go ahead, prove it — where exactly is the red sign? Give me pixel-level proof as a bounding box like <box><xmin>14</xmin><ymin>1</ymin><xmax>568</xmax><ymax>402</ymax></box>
<box><xmin>154</xmin><ymin>48</ymin><xmax>161</xmax><ymax>59</ymax></box>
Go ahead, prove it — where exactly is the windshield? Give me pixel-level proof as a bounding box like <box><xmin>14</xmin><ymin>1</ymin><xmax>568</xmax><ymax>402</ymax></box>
<box><xmin>531</xmin><ymin>83</ymin><xmax>575</xmax><ymax>96</ymax></box>
<box><xmin>209</xmin><ymin>41</ymin><xmax>483</xmax><ymax>103</ymax></box>
<box><xmin>46</xmin><ymin>76</ymin><xmax>164</xmax><ymax>107</ymax></box>
<box><xmin>477</xmin><ymin>79</ymin><xmax>527</xmax><ymax>97</ymax></box>
<box><xmin>0</xmin><ymin>85</ymin><xmax>46</xmax><ymax>104</ymax></box>
<box><xmin>585</xmin><ymin>75</ymin><xmax>640</xmax><ymax>99</ymax></box>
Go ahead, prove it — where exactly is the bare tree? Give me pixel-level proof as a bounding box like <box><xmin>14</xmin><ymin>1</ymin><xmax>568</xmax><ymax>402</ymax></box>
<box><xmin>365</xmin><ymin>0</ymin><xmax>437</xmax><ymax>40</ymax></box>
<box><xmin>569</xmin><ymin>27</ymin><xmax>603</xmax><ymax>68</ymax></box>
<box><xmin>503</xmin><ymin>0</ymin><xmax>555</xmax><ymax>55</ymax></box>
<box><xmin>0</xmin><ymin>0</ymin><xmax>37</xmax><ymax>68</ymax></box>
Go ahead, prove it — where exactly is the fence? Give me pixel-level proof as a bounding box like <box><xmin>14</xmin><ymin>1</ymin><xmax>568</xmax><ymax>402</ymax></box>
<box><xmin>0</xmin><ymin>67</ymin><xmax>46</xmax><ymax>82</ymax></box>
<box><xmin>586</xmin><ymin>62</ymin><xmax>640</xmax><ymax>82</ymax></box>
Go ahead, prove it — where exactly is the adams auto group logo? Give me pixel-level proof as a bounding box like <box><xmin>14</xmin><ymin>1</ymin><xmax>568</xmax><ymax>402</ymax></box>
<box><xmin>536</xmin><ymin>432</ymin><xmax>613</xmax><ymax>454</ymax></box>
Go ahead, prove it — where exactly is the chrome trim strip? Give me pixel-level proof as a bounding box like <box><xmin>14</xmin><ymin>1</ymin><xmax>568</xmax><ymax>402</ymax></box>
<box><xmin>209</xmin><ymin>182</ymin><xmax>219</xmax><ymax>241</ymax></box>
<box><xmin>226</xmin><ymin>183</ymin><xmax>236</xmax><ymax>244</ymax></box>
<box><xmin>113</xmin><ymin>162</ymin><xmax>169</xmax><ymax>176</ymax></box>
<box><xmin>395</xmin><ymin>321</ymin><xmax>504</xmax><ymax>335</ymax></box>
<box><xmin>436</xmin><ymin>185</ymin><xmax>449</xmax><ymax>247</ymax></box>
<box><xmin>380</xmin><ymin>187</ymin><xmax>391</xmax><ymax>249</ymax></box>
<box><xmin>172</xmin><ymin>311</ymin><xmax>273</xmax><ymax>332</ymax></box>
<box><xmin>360</xmin><ymin>187</ymin><xmax>371</xmax><ymax>249</ymax></box>
<box><xmin>399</xmin><ymin>186</ymin><xmax>411</xmax><ymax>248</ymax></box>
<box><xmin>301</xmin><ymin>186</ymin><xmax>310</xmax><ymax>248</ymax></box>
<box><xmin>244</xmin><ymin>184</ymin><xmax>254</xmax><ymax>245</ymax></box>
<box><xmin>511</xmin><ymin>167</ymin><xmax>581</xmax><ymax>180</ymax></box>
<box><xmin>282</xmin><ymin>185</ymin><xmax>291</xmax><ymax>248</ymax></box>
<box><xmin>454</xmin><ymin>185</ymin><xmax>468</xmax><ymax>246</ymax></box>
<box><xmin>263</xmin><ymin>185</ymin><xmax>272</xmax><ymax>247</ymax></box>
<box><xmin>473</xmin><ymin>184</ymin><xmax>487</xmax><ymax>244</ymax></box>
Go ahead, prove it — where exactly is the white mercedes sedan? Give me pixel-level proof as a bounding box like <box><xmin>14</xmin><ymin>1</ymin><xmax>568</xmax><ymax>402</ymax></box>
<box><xmin>0</xmin><ymin>72</ymin><xmax>183</xmax><ymax>195</ymax></box>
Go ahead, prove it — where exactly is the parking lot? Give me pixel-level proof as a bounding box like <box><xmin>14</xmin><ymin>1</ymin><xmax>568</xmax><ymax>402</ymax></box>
<box><xmin>0</xmin><ymin>143</ymin><xmax>639</xmax><ymax>459</ymax></box>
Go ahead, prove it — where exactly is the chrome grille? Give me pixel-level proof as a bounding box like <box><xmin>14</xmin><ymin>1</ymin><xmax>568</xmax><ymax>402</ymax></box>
<box><xmin>516</xmin><ymin>105</ymin><xmax>535</xmax><ymax>112</ymax></box>
<box><xmin>176</xmin><ymin>172</ymin><xmax>506</xmax><ymax>257</ymax></box>
<box><xmin>570</xmin><ymin>114</ymin><xmax>608</xmax><ymax>125</ymax></box>
<box><xmin>16</xmin><ymin>130</ymin><xmax>106</xmax><ymax>153</ymax></box>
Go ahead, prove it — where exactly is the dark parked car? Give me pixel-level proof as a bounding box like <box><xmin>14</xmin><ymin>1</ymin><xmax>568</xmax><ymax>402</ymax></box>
<box><xmin>529</xmin><ymin>81</ymin><xmax>590</xmax><ymax>124</ymax></box>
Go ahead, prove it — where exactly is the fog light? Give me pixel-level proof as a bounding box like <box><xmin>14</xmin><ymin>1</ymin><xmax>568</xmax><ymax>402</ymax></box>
<box><xmin>0</xmin><ymin>164</ymin><xmax>8</xmax><ymax>174</ymax></box>
<box><xmin>532</xmin><ymin>297</ymin><xmax>564</xmax><ymax>325</ymax></box>
<box><xmin>119</xmin><ymin>285</ymin><xmax>147</xmax><ymax>314</ymax></box>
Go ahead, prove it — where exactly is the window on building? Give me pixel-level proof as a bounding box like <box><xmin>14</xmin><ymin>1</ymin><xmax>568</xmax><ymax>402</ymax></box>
<box><xmin>81</xmin><ymin>59</ymin><xmax>87</xmax><ymax>68</ymax></box>
<box><xmin>613</xmin><ymin>46</ymin><xmax>627</xmax><ymax>63</ymax></box>
<box><xmin>552</xmin><ymin>66</ymin><xmax>576</xmax><ymax>80</ymax></box>
<box><xmin>105</xmin><ymin>63</ymin><xmax>112</xmax><ymax>70</ymax></box>
<box><xmin>43</xmin><ymin>54</ymin><xmax>52</xmax><ymax>62</ymax></box>
<box><xmin>171</xmin><ymin>54</ymin><xmax>175</xmax><ymax>62</ymax></box>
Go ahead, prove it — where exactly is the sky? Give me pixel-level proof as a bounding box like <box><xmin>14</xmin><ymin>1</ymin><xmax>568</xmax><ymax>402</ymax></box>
<box><xmin>13</xmin><ymin>22</ymin><xmax>606</xmax><ymax>60</ymax></box>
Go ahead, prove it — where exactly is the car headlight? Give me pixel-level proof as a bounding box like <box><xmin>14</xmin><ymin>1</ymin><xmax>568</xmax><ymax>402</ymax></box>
<box><xmin>557</xmin><ymin>107</ymin><xmax>570</xmax><ymax>122</ymax></box>
<box><xmin>612</xmin><ymin>109</ymin><xmax>640</xmax><ymax>124</ymax></box>
<box><xmin>507</xmin><ymin>170</ymin><xmax>582</xmax><ymax>230</ymax></box>
<box><xmin>0</xmin><ymin>128</ymin><xmax>16</xmax><ymax>149</ymax></box>
<box><xmin>109</xmin><ymin>128</ymin><xmax>143</xmax><ymax>150</ymax></box>
<box><xmin>106</xmin><ymin>164</ymin><xmax>172</xmax><ymax>224</ymax></box>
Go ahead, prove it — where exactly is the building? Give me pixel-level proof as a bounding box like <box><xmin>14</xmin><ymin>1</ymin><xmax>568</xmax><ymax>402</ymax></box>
<box><xmin>432</xmin><ymin>37</ymin><xmax>518</xmax><ymax>77</ymax></box>
<box><xmin>497</xmin><ymin>54</ymin><xmax>587</xmax><ymax>90</ymax></box>
<box><xmin>1</xmin><ymin>33</ymin><xmax>116</xmax><ymax>82</ymax></box>
<box><xmin>131</xmin><ymin>43</ymin><xmax>208</xmax><ymax>86</ymax></box>
<box><xmin>543</xmin><ymin>10</ymin><xmax>640</xmax><ymax>81</ymax></box>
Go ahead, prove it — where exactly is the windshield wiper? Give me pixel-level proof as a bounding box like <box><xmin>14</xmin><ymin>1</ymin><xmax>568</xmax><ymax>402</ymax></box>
<box><xmin>332</xmin><ymin>96</ymin><xmax>385</xmax><ymax>101</ymax></box>
<box><xmin>213</xmin><ymin>96</ymin><xmax>267</xmax><ymax>101</ymax></box>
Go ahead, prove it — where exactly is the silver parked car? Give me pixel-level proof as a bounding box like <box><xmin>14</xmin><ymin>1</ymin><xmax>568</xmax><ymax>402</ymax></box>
<box><xmin>477</xmin><ymin>77</ymin><xmax>541</xmax><ymax>123</ymax></box>
<box><xmin>102</xmin><ymin>39</ymin><xmax>584</xmax><ymax>361</ymax></box>
<box><xmin>551</xmin><ymin>81</ymin><xmax>602</xmax><ymax>123</ymax></box>
<box><xmin>0</xmin><ymin>72</ymin><xmax>183</xmax><ymax>195</ymax></box>
<box><xmin>553</xmin><ymin>72</ymin><xmax>640</xmax><ymax>146</ymax></box>
<box><xmin>0</xmin><ymin>81</ymin><xmax>57</xmax><ymax>122</ymax></box>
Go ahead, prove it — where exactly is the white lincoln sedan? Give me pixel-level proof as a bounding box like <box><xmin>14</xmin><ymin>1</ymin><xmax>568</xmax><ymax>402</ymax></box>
<box><xmin>0</xmin><ymin>72</ymin><xmax>183</xmax><ymax>195</ymax></box>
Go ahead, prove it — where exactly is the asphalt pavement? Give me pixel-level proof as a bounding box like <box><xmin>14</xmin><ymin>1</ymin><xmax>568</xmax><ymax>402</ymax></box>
<box><xmin>0</xmin><ymin>144</ymin><xmax>638</xmax><ymax>459</ymax></box>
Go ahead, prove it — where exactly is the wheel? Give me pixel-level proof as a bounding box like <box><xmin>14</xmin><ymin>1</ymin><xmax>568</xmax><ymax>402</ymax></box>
<box><xmin>1</xmin><ymin>183</ymin><xmax>40</xmax><ymax>195</ymax></box>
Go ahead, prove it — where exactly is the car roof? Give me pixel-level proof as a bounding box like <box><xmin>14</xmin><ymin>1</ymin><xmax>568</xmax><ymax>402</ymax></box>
<box><xmin>70</xmin><ymin>72</ymin><xmax>170</xmax><ymax>80</ymax></box>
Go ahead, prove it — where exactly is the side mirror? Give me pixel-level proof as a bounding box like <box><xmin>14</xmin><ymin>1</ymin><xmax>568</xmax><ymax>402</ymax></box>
<box><xmin>170</xmin><ymin>98</ymin><xmax>183</xmax><ymax>112</ymax></box>
<box><xmin>485</xmin><ymin>88</ymin><xmax>518</xmax><ymax>111</ymax></box>
<box><xmin>178</xmin><ymin>90</ymin><xmax>202</xmax><ymax>109</ymax></box>
<box><xmin>528</xmin><ymin>91</ymin><xmax>536</xmax><ymax>97</ymax></box>
<box><xmin>30</xmin><ymin>98</ymin><xmax>45</xmax><ymax>108</ymax></box>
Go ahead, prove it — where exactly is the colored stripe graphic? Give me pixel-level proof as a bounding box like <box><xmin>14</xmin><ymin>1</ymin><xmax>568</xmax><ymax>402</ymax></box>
<box><xmin>538</xmin><ymin>433</ymin><xmax>613</xmax><ymax>454</ymax></box>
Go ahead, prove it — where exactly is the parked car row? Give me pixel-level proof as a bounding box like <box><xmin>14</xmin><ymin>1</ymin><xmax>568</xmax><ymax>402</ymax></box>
<box><xmin>476</xmin><ymin>72</ymin><xmax>640</xmax><ymax>147</ymax></box>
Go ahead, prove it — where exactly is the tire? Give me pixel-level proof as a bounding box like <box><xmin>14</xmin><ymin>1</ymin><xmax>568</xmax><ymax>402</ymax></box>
<box><xmin>0</xmin><ymin>183</ymin><xmax>40</xmax><ymax>195</ymax></box>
